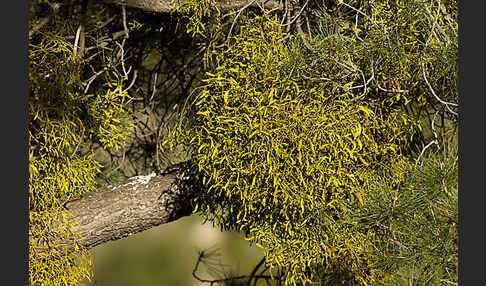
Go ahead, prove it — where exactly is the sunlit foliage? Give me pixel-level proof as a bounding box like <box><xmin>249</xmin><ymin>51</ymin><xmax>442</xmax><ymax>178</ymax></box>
<box><xmin>170</xmin><ymin>0</ymin><xmax>457</xmax><ymax>284</ymax></box>
<box><xmin>172</xmin><ymin>16</ymin><xmax>421</xmax><ymax>285</ymax></box>
<box><xmin>171</xmin><ymin>0</ymin><xmax>221</xmax><ymax>35</ymax></box>
<box><xmin>28</xmin><ymin>0</ymin><xmax>457</xmax><ymax>284</ymax></box>
<box><xmin>349</xmin><ymin>152</ymin><xmax>458</xmax><ymax>285</ymax></box>
<box><xmin>29</xmin><ymin>32</ymin><xmax>132</xmax><ymax>285</ymax></box>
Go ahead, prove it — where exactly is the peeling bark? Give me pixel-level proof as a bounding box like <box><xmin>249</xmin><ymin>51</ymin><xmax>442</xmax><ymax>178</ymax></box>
<box><xmin>101</xmin><ymin>0</ymin><xmax>279</xmax><ymax>14</ymax></box>
<box><xmin>31</xmin><ymin>169</ymin><xmax>199</xmax><ymax>253</ymax></box>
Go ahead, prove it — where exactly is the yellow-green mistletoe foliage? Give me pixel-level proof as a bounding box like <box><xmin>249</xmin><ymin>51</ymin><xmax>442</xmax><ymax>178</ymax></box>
<box><xmin>29</xmin><ymin>33</ymin><xmax>132</xmax><ymax>285</ymax></box>
<box><xmin>173</xmin><ymin>17</ymin><xmax>419</xmax><ymax>285</ymax></box>
<box><xmin>170</xmin><ymin>0</ymin><xmax>220</xmax><ymax>35</ymax></box>
<box><xmin>29</xmin><ymin>211</ymin><xmax>93</xmax><ymax>286</ymax></box>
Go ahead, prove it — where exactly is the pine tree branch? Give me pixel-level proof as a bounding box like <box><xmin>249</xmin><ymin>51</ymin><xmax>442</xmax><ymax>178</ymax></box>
<box><xmin>30</xmin><ymin>166</ymin><xmax>199</xmax><ymax>254</ymax></box>
<box><xmin>100</xmin><ymin>0</ymin><xmax>279</xmax><ymax>14</ymax></box>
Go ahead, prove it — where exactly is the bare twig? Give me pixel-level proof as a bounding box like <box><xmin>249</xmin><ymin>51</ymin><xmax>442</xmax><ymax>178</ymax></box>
<box><xmin>73</xmin><ymin>24</ymin><xmax>83</xmax><ymax>55</ymax></box>
<box><xmin>415</xmin><ymin>140</ymin><xmax>439</xmax><ymax>168</ymax></box>
<box><xmin>421</xmin><ymin>57</ymin><xmax>458</xmax><ymax>115</ymax></box>
<box><xmin>121</xmin><ymin>3</ymin><xmax>129</xmax><ymax>39</ymax></box>
<box><xmin>84</xmin><ymin>68</ymin><xmax>107</xmax><ymax>93</ymax></box>
<box><xmin>123</xmin><ymin>69</ymin><xmax>138</xmax><ymax>93</ymax></box>
<box><xmin>115</xmin><ymin>39</ymin><xmax>132</xmax><ymax>79</ymax></box>
<box><xmin>256</xmin><ymin>0</ymin><xmax>309</xmax><ymax>28</ymax></box>
<box><xmin>192</xmin><ymin>251</ymin><xmax>276</xmax><ymax>285</ymax></box>
<box><xmin>215</xmin><ymin>0</ymin><xmax>257</xmax><ymax>48</ymax></box>
<box><xmin>29</xmin><ymin>3</ymin><xmax>62</xmax><ymax>37</ymax></box>
<box><xmin>421</xmin><ymin>0</ymin><xmax>458</xmax><ymax>116</ymax></box>
<box><xmin>296</xmin><ymin>10</ymin><xmax>314</xmax><ymax>52</ymax></box>
<box><xmin>377</xmin><ymin>83</ymin><xmax>409</xmax><ymax>93</ymax></box>
<box><xmin>246</xmin><ymin>258</ymin><xmax>266</xmax><ymax>286</ymax></box>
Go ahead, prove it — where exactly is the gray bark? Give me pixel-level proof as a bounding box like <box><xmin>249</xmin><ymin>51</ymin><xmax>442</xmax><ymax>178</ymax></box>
<box><xmin>101</xmin><ymin>0</ymin><xmax>279</xmax><ymax>14</ymax></box>
<box><xmin>30</xmin><ymin>169</ymin><xmax>199</xmax><ymax>253</ymax></box>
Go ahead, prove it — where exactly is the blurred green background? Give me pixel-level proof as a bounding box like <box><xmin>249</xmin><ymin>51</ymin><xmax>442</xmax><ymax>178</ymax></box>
<box><xmin>88</xmin><ymin>215</ymin><xmax>263</xmax><ymax>286</ymax></box>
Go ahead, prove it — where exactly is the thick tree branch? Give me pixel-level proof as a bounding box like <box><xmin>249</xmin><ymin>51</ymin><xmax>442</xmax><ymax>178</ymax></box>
<box><xmin>101</xmin><ymin>0</ymin><xmax>279</xmax><ymax>14</ymax></box>
<box><xmin>31</xmin><ymin>168</ymin><xmax>199</xmax><ymax>253</ymax></box>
